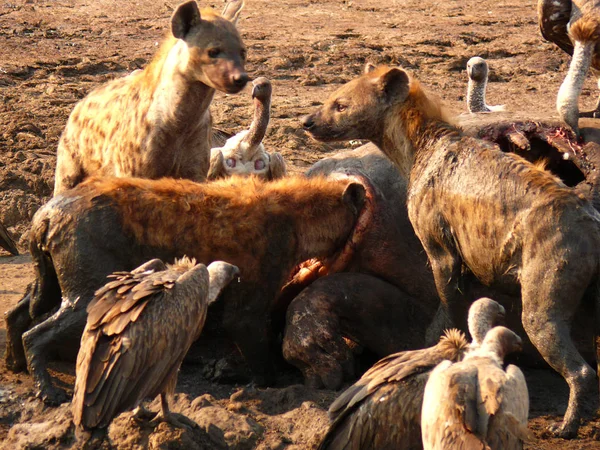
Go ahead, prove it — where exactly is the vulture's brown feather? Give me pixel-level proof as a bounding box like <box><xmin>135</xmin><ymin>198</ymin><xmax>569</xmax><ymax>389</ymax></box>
<box><xmin>319</xmin><ymin>299</ymin><xmax>505</xmax><ymax>450</ymax></box>
<box><xmin>72</xmin><ymin>258</ymin><xmax>239</xmax><ymax>430</ymax></box>
<box><xmin>319</xmin><ymin>329</ymin><xmax>468</xmax><ymax>450</ymax></box>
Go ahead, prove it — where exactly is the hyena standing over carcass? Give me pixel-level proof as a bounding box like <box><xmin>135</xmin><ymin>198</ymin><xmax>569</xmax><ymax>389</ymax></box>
<box><xmin>302</xmin><ymin>64</ymin><xmax>600</xmax><ymax>438</ymax></box>
<box><xmin>53</xmin><ymin>0</ymin><xmax>248</xmax><ymax>195</ymax></box>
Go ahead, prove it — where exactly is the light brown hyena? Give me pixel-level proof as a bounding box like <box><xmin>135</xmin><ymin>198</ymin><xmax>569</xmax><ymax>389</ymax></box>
<box><xmin>53</xmin><ymin>0</ymin><xmax>248</xmax><ymax>195</ymax></box>
<box><xmin>302</xmin><ymin>64</ymin><xmax>600</xmax><ymax>438</ymax></box>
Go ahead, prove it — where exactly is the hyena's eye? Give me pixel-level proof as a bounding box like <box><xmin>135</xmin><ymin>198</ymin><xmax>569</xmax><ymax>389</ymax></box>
<box><xmin>335</xmin><ymin>102</ymin><xmax>347</xmax><ymax>113</ymax></box>
<box><xmin>208</xmin><ymin>48</ymin><xmax>222</xmax><ymax>58</ymax></box>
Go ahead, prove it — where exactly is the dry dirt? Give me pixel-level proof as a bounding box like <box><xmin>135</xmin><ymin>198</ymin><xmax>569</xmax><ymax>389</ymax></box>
<box><xmin>1</xmin><ymin>0</ymin><xmax>600</xmax><ymax>448</ymax></box>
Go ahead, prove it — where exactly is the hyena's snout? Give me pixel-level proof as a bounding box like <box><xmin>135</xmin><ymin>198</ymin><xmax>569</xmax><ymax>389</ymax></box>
<box><xmin>231</xmin><ymin>71</ymin><xmax>250</xmax><ymax>90</ymax></box>
<box><xmin>301</xmin><ymin>113</ymin><xmax>317</xmax><ymax>131</ymax></box>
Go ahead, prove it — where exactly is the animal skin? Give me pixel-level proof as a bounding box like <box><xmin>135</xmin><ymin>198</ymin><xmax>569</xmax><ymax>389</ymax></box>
<box><xmin>422</xmin><ymin>327</ymin><xmax>531</xmax><ymax>450</ymax></box>
<box><xmin>538</xmin><ymin>0</ymin><xmax>600</xmax><ymax>132</ymax></box>
<box><xmin>302</xmin><ymin>64</ymin><xmax>600</xmax><ymax>438</ymax></box>
<box><xmin>72</xmin><ymin>258</ymin><xmax>239</xmax><ymax>430</ymax></box>
<box><xmin>4</xmin><ymin>175</ymin><xmax>369</xmax><ymax>403</ymax></box>
<box><xmin>316</xmin><ymin>298</ymin><xmax>505</xmax><ymax>450</ymax></box>
<box><xmin>53</xmin><ymin>0</ymin><xmax>248</xmax><ymax>195</ymax></box>
<box><xmin>208</xmin><ymin>77</ymin><xmax>287</xmax><ymax>180</ymax></box>
<box><xmin>282</xmin><ymin>272</ymin><xmax>431</xmax><ymax>390</ymax></box>
<box><xmin>466</xmin><ymin>57</ymin><xmax>505</xmax><ymax>113</ymax></box>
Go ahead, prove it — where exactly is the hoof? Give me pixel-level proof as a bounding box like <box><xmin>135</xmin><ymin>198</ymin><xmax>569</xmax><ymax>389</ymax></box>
<box><xmin>37</xmin><ymin>384</ymin><xmax>69</xmax><ymax>406</ymax></box>
<box><xmin>548</xmin><ymin>421</ymin><xmax>578</xmax><ymax>439</ymax></box>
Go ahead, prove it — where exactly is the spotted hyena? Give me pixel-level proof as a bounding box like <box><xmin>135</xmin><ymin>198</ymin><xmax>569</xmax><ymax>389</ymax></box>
<box><xmin>54</xmin><ymin>0</ymin><xmax>248</xmax><ymax>195</ymax></box>
<box><xmin>5</xmin><ymin>175</ymin><xmax>369</xmax><ymax>403</ymax></box>
<box><xmin>302</xmin><ymin>64</ymin><xmax>600</xmax><ymax>438</ymax></box>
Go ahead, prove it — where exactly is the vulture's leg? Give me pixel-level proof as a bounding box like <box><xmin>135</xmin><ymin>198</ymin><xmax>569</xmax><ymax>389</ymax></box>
<box><xmin>152</xmin><ymin>392</ymin><xmax>197</xmax><ymax>429</ymax></box>
<box><xmin>520</xmin><ymin>259</ymin><xmax>596</xmax><ymax>439</ymax></box>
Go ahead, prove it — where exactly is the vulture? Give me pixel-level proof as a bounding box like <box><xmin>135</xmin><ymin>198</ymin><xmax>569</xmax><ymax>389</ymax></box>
<box><xmin>208</xmin><ymin>77</ymin><xmax>287</xmax><ymax>180</ymax></box>
<box><xmin>317</xmin><ymin>297</ymin><xmax>505</xmax><ymax>450</ymax></box>
<box><xmin>538</xmin><ymin>0</ymin><xmax>600</xmax><ymax>132</ymax></box>
<box><xmin>466</xmin><ymin>57</ymin><xmax>506</xmax><ymax>113</ymax></box>
<box><xmin>0</xmin><ymin>222</ymin><xmax>18</xmax><ymax>255</ymax></box>
<box><xmin>421</xmin><ymin>326</ymin><xmax>532</xmax><ymax>450</ymax></box>
<box><xmin>72</xmin><ymin>257</ymin><xmax>240</xmax><ymax>430</ymax></box>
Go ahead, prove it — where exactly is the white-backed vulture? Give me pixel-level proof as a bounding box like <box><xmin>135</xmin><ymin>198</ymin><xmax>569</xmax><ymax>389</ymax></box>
<box><xmin>208</xmin><ymin>77</ymin><xmax>287</xmax><ymax>180</ymax></box>
<box><xmin>317</xmin><ymin>297</ymin><xmax>505</xmax><ymax>450</ymax></box>
<box><xmin>72</xmin><ymin>257</ymin><xmax>240</xmax><ymax>430</ymax></box>
<box><xmin>466</xmin><ymin>57</ymin><xmax>506</xmax><ymax>113</ymax></box>
<box><xmin>538</xmin><ymin>0</ymin><xmax>600</xmax><ymax>132</ymax></box>
<box><xmin>421</xmin><ymin>326</ymin><xmax>532</xmax><ymax>450</ymax></box>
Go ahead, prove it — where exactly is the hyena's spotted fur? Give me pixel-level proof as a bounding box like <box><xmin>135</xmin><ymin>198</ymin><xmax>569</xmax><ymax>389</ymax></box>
<box><xmin>54</xmin><ymin>0</ymin><xmax>248</xmax><ymax>195</ymax></box>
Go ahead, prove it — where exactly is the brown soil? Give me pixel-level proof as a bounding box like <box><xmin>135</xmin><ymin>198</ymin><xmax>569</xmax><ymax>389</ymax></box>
<box><xmin>1</xmin><ymin>0</ymin><xmax>599</xmax><ymax>448</ymax></box>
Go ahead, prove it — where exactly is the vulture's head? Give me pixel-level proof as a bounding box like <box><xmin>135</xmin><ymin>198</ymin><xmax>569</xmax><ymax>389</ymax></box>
<box><xmin>467</xmin><ymin>56</ymin><xmax>489</xmax><ymax>83</ymax></box>
<box><xmin>468</xmin><ymin>297</ymin><xmax>506</xmax><ymax>347</ymax></box>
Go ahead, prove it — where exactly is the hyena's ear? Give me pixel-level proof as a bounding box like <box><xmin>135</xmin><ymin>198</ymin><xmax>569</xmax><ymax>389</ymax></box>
<box><xmin>378</xmin><ymin>67</ymin><xmax>410</xmax><ymax>103</ymax></box>
<box><xmin>171</xmin><ymin>1</ymin><xmax>202</xmax><ymax>39</ymax></box>
<box><xmin>222</xmin><ymin>0</ymin><xmax>244</xmax><ymax>25</ymax></box>
<box><xmin>342</xmin><ymin>182</ymin><xmax>366</xmax><ymax>213</ymax></box>
<box><xmin>364</xmin><ymin>62</ymin><xmax>377</xmax><ymax>74</ymax></box>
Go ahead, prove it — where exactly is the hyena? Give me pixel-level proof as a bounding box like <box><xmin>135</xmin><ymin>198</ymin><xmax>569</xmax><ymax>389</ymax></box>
<box><xmin>302</xmin><ymin>64</ymin><xmax>600</xmax><ymax>438</ymax></box>
<box><xmin>54</xmin><ymin>0</ymin><xmax>248</xmax><ymax>195</ymax></box>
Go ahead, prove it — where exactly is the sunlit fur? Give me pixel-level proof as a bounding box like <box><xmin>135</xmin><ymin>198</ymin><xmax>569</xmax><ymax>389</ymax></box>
<box><xmin>54</xmin><ymin>1</ymin><xmax>247</xmax><ymax>195</ymax></box>
<box><xmin>76</xmin><ymin>175</ymin><xmax>362</xmax><ymax>280</ymax></box>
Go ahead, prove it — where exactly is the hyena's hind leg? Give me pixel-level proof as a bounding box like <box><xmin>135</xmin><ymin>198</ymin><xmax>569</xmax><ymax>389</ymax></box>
<box><xmin>4</xmin><ymin>285</ymin><xmax>34</xmax><ymax>372</ymax></box>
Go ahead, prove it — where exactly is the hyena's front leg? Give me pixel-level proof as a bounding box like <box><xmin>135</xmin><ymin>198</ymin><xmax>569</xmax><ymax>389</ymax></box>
<box><xmin>23</xmin><ymin>299</ymin><xmax>88</xmax><ymax>405</ymax></box>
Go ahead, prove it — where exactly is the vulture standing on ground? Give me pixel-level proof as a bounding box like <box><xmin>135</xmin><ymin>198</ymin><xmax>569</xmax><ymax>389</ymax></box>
<box><xmin>538</xmin><ymin>0</ymin><xmax>600</xmax><ymax>132</ymax></box>
<box><xmin>466</xmin><ymin>57</ymin><xmax>506</xmax><ymax>113</ymax></box>
<box><xmin>421</xmin><ymin>326</ymin><xmax>532</xmax><ymax>450</ymax></box>
<box><xmin>0</xmin><ymin>222</ymin><xmax>18</xmax><ymax>255</ymax></box>
<box><xmin>208</xmin><ymin>77</ymin><xmax>286</xmax><ymax>180</ymax></box>
<box><xmin>72</xmin><ymin>257</ymin><xmax>240</xmax><ymax>430</ymax></box>
<box><xmin>317</xmin><ymin>298</ymin><xmax>505</xmax><ymax>450</ymax></box>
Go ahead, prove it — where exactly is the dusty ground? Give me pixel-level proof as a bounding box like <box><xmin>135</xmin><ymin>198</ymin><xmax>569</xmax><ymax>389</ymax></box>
<box><xmin>1</xmin><ymin>0</ymin><xmax>600</xmax><ymax>448</ymax></box>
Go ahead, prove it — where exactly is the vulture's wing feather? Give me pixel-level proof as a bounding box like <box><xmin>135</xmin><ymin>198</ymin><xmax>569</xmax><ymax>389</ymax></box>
<box><xmin>321</xmin><ymin>330</ymin><xmax>468</xmax><ymax>450</ymax></box>
<box><xmin>319</xmin><ymin>374</ymin><xmax>430</xmax><ymax>450</ymax></box>
<box><xmin>486</xmin><ymin>364</ymin><xmax>533</xmax><ymax>447</ymax></box>
<box><xmin>425</xmin><ymin>363</ymin><xmax>490</xmax><ymax>450</ymax></box>
<box><xmin>502</xmin><ymin>364</ymin><xmax>530</xmax><ymax>424</ymax></box>
<box><xmin>73</xmin><ymin>266</ymin><xmax>203</xmax><ymax>429</ymax></box>
<box><xmin>329</xmin><ymin>329</ymin><xmax>468</xmax><ymax>420</ymax></box>
<box><xmin>538</xmin><ymin>0</ymin><xmax>574</xmax><ymax>55</ymax></box>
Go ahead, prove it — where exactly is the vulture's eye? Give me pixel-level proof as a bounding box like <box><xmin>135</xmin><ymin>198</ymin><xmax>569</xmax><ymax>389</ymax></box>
<box><xmin>226</xmin><ymin>158</ymin><xmax>236</xmax><ymax>168</ymax></box>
